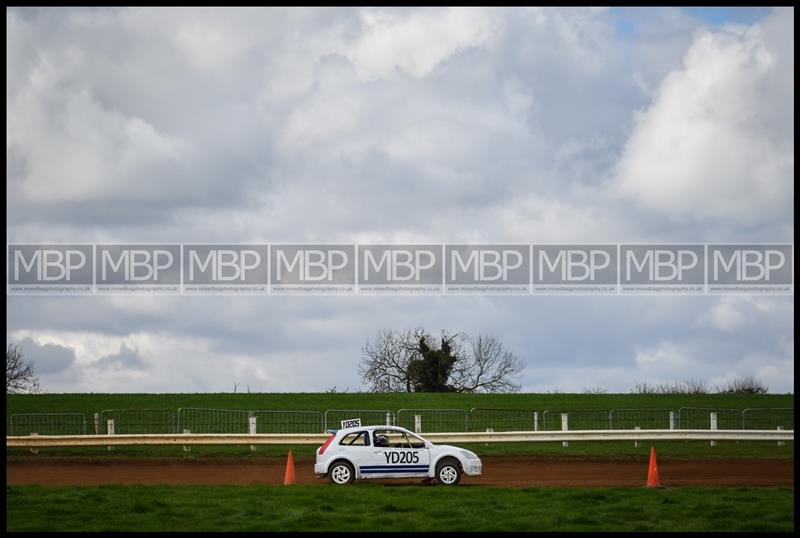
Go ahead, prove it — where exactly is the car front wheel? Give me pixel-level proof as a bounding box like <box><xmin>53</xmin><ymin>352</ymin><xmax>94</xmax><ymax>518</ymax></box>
<box><xmin>329</xmin><ymin>461</ymin><xmax>355</xmax><ymax>485</ymax></box>
<box><xmin>435</xmin><ymin>458</ymin><xmax>461</xmax><ymax>486</ymax></box>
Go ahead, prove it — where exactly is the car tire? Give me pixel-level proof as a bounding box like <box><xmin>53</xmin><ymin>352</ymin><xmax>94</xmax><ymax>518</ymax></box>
<box><xmin>435</xmin><ymin>458</ymin><xmax>461</xmax><ymax>486</ymax></box>
<box><xmin>329</xmin><ymin>460</ymin><xmax>355</xmax><ymax>485</ymax></box>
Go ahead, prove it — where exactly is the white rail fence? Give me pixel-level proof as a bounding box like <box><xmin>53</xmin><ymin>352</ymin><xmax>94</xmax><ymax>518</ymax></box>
<box><xmin>5</xmin><ymin>429</ymin><xmax>794</xmax><ymax>448</ymax></box>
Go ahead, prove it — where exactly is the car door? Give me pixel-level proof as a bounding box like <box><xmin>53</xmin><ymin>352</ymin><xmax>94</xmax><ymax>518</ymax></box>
<box><xmin>331</xmin><ymin>430</ymin><xmax>371</xmax><ymax>471</ymax></box>
<box><xmin>360</xmin><ymin>429</ymin><xmax>430</xmax><ymax>479</ymax></box>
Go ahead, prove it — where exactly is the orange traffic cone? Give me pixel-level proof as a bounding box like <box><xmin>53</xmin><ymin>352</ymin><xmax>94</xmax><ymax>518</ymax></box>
<box><xmin>646</xmin><ymin>446</ymin><xmax>662</xmax><ymax>488</ymax></box>
<box><xmin>283</xmin><ymin>450</ymin><xmax>296</xmax><ymax>485</ymax></box>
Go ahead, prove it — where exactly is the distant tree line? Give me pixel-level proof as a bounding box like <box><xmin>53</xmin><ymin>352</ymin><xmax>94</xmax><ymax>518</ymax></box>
<box><xmin>629</xmin><ymin>376</ymin><xmax>769</xmax><ymax>395</ymax></box>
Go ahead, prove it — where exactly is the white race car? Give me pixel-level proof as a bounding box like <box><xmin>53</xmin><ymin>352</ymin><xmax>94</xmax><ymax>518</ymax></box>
<box><xmin>314</xmin><ymin>424</ymin><xmax>482</xmax><ymax>485</ymax></box>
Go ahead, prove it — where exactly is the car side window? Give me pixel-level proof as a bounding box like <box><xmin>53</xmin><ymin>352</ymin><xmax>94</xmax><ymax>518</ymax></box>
<box><xmin>372</xmin><ymin>430</ymin><xmax>426</xmax><ymax>449</ymax></box>
<box><xmin>372</xmin><ymin>430</ymin><xmax>391</xmax><ymax>447</ymax></box>
<box><xmin>339</xmin><ymin>431</ymin><xmax>370</xmax><ymax>446</ymax></box>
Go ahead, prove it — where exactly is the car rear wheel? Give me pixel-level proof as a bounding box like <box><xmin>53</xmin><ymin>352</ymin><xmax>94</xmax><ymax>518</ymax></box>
<box><xmin>436</xmin><ymin>458</ymin><xmax>461</xmax><ymax>486</ymax></box>
<box><xmin>329</xmin><ymin>461</ymin><xmax>354</xmax><ymax>485</ymax></box>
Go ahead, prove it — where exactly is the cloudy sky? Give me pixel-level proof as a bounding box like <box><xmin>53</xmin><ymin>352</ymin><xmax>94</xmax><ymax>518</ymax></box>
<box><xmin>6</xmin><ymin>7</ymin><xmax>794</xmax><ymax>393</ymax></box>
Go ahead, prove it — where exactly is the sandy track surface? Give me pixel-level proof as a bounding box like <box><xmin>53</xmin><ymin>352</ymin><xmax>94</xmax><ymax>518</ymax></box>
<box><xmin>6</xmin><ymin>456</ymin><xmax>793</xmax><ymax>487</ymax></box>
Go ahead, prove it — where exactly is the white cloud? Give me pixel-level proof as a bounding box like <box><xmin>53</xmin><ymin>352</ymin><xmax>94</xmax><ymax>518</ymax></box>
<box><xmin>633</xmin><ymin>341</ymin><xmax>695</xmax><ymax>376</ymax></box>
<box><xmin>697</xmin><ymin>295</ymin><xmax>794</xmax><ymax>334</ymax></box>
<box><xmin>613</xmin><ymin>10</ymin><xmax>793</xmax><ymax>224</ymax></box>
<box><xmin>346</xmin><ymin>9</ymin><xmax>492</xmax><ymax>79</ymax></box>
<box><xmin>703</xmin><ymin>301</ymin><xmax>750</xmax><ymax>332</ymax></box>
<box><xmin>8</xmin><ymin>77</ymin><xmax>188</xmax><ymax>204</ymax></box>
<box><xmin>175</xmin><ymin>20</ymin><xmax>251</xmax><ymax>73</ymax></box>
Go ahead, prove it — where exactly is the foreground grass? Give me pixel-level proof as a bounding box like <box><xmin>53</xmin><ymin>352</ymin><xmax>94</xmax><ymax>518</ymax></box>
<box><xmin>6</xmin><ymin>484</ymin><xmax>794</xmax><ymax>532</ymax></box>
<box><xmin>5</xmin><ymin>440</ymin><xmax>795</xmax><ymax>461</ymax></box>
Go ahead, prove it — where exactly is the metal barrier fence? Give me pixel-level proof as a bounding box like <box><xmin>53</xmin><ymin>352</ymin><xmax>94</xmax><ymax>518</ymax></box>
<box><xmin>676</xmin><ymin>407</ymin><xmax>744</xmax><ymax>430</ymax></box>
<box><xmin>542</xmin><ymin>410</ymin><xmax>610</xmax><ymax>431</ymax></box>
<box><xmin>468</xmin><ymin>408</ymin><xmax>538</xmax><ymax>432</ymax></box>
<box><xmin>397</xmin><ymin>409</ymin><xmax>469</xmax><ymax>433</ymax></box>
<box><xmin>609</xmin><ymin>409</ymin><xmax>675</xmax><ymax>430</ymax></box>
<box><xmin>5</xmin><ymin>407</ymin><xmax>795</xmax><ymax>436</ymax></box>
<box><xmin>323</xmin><ymin>410</ymin><xmax>395</xmax><ymax>431</ymax></box>
<box><xmin>177</xmin><ymin>408</ymin><xmax>250</xmax><ymax>433</ymax></box>
<box><xmin>741</xmin><ymin>408</ymin><xmax>794</xmax><ymax>430</ymax></box>
<box><xmin>9</xmin><ymin>413</ymin><xmax>86</xmax><ymax>436</ymax></box>
<box><xmin>252</xmin><ymin>410</ymin><xmax>324</xmax><ymax>433</ymax></box>
<box><xmin>99</xmin><ymin>409</ymin><xmax>176</xmax><ymax>434</ymax></box>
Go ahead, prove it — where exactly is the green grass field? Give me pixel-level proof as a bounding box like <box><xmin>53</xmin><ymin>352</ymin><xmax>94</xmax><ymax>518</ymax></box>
<box><xmin>5</xmin><ymin>485</ymin><xmax>794</xmax><ymax>532</ymax></box>
<box><xmin>6</xmin><ymin>391</ymin><xmax>795</xmax><ymax>416</ymax></box>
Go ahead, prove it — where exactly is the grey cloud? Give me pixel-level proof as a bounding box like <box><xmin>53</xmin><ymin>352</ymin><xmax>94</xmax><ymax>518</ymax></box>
<box><xmin>93</xmin><ymin>343</ymin><xmax>147</xmax><ymax>371</ymax></box>
<box><xmin>13</xmin><ymin>337</ymin><xmax>76</xmax><ymax>375</ymax></box>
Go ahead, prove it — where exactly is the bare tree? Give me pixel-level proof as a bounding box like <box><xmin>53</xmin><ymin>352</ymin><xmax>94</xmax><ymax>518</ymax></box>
<box><xmin>359</xmin><ymin>329</ymin><xmax>524</xmax><ymax>393</ymax></box>
<box><xmin>683</xmin><ymin>378</ymin><xmax>708</xmax><ymax>395</ymax></box>
<box><xmin>582</xmin><ymin>386</ymin><xmax>608</xmax><ymax>394</ymax></box>
<box><xmin>6</xmin><ymin>343</ymin><xmax>40</xmax><ymax>394</ymax></box>
<box><xmin>715</xmin><ymin>375</ymin><xmax>768</xmax><ymax>395</ymax></box>
<box><xmin>449</xmin><ymin>335</ymin><xmax>523</xmax><ymax>393</ymax></box>
<box><xmin>359</xmin><ymin>328</ymin><xmax>429</xmax><ymax>392</ymax></box>
<box><xmin>631</xmin><ymin>379</ymin><xmax>708</xmax><ymax>395</ymax></box>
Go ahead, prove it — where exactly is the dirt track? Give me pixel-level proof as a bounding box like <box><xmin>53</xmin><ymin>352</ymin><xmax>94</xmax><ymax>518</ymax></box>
<box><xmin>6</xmin><ymin>456</ymin><xmax>794</xmax><ymax>487</ymax></box>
